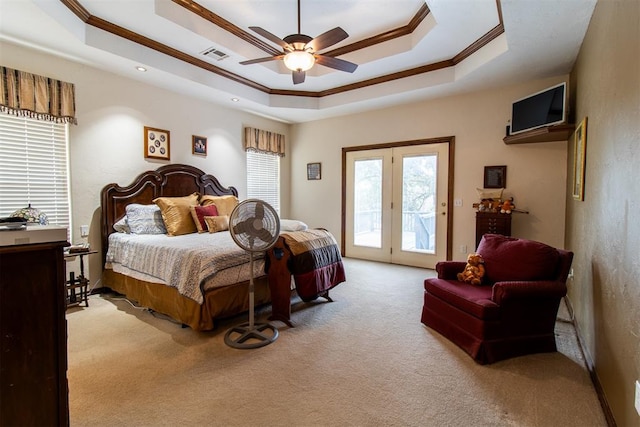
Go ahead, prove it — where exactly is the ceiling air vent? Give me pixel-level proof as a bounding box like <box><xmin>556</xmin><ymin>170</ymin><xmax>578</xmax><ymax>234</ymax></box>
<box><xmin>201</xmin><ymin>47</ymin><xmax>229</xmax><ymax>61</ymax></box>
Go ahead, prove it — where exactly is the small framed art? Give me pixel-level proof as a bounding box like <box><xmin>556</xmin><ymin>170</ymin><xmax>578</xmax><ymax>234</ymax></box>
<box><xmin>307</xmin><ymin>162</ymin><xmax>321</xmax><ymax>180</ymax></box>
<box><xmin>572</xmin><ymin>117</ymin><xmax>587</xmax><ymax>201</ymax></box>
<box><xmin>484</xmin><ymin>165</ymin><xmax>506</xmax><ymax>189</ymax></box>
<box><xmin>192</xmin><ymin>135</ymin><xmax>207</xmax><ymax>156</ymax></box>
<box><xmin>144</xmin><ymin>126</ymin><xmax>170</xmax><ymax>160</ymax></box>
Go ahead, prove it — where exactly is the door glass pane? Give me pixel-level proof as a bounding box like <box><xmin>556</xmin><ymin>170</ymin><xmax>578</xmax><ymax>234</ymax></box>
<box><xmin>401</xmin><ymin>154</ymin><xmax>437</xmax><ymax>253</ymax></box>
<box><xmin>353</xmin><ymin>158</ymin><xmax>382</xmax><ymax>248</ymax></box>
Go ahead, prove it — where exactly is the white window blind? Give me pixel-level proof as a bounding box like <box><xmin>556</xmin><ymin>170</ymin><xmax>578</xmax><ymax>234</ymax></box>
<box><xmin>0</xmin><ymin>113</ymin><xmax>71</xmax><ymax>229</ymax></box>
<box><xmin>246</xmin><ymin>150</ymin><xmax>280</xmax><ymax>215</ymax></box>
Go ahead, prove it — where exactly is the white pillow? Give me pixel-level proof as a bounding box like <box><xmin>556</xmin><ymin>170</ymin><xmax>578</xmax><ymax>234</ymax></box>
<box><xmin>113</xmin><ymin>216</ymin><xmax>130</xmax><ymax>233</ymax></box>
<box><xmin>280</xmin><ymin>219</ymin><xmax>308</xmax><ymax>232</ymax></box>
<box><xmin>126</xmin><ymin>204</ymin><xmax>167</xmax><ymax>235</ymax></box>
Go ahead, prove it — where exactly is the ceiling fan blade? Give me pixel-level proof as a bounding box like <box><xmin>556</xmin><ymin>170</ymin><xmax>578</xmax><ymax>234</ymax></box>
<box><xmin>239</xmin><ymin>55</ymin><xmax>284</xmax><ymax>65</ymax></box>
<box><xmin>292</xmin><ymin>70</ymin><xmax>306</xmax><ymax>85</ymax></box>
<box><xmin>315</xmin><ymin>55</ymin><xmax>358</xmax><ymax>73</ymax></box>
<box><xmin>306</xmin><ymin>27</ymin><xmax>349</xmax><ymax>53</ymax></box>
<box><xmin>249</xmin><ymin>26</ymin><xmax>290</xmax><ymax>50</ymax></box>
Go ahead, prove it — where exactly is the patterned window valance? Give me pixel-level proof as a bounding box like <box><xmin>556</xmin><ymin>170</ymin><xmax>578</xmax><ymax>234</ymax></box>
<box><xmin>244</xmin><ymin>127</ymin><xmax>285</xmax><ymax>157</ymax></box>
<box><xmin>0</xmin><ymin>66</ymin><xmax>77</xmax><ymax>125</ymax></box>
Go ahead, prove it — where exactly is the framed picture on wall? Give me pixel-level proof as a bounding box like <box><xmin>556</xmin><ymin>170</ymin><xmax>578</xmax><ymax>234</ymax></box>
<box><xmin>484</xmin><ymin>165</ymin><xmax>506</xmax><ymax>188</ymax></box>
<box><xmin>144</xmin><ymin>126</ymin><xmax>170</xmax><ymax>160</ymax></box>
<box><xmin>572</xmin><ymin>117</ymin><xmax>588</xmax><ymax>201</ymax></box>
<box><xmin>192</xmin><ymin>135</ymin><xmax>207</xmax><ymax>156</ymax></box>
<box><xmin>307</xmin><ymin>162</ymin><xmax>321</xmax><ymax>180</ymax></box>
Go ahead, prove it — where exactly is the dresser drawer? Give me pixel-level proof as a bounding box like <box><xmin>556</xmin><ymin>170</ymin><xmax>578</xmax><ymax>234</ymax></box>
<box><xmin>475</xmin><ymin>212</ymin><xmax>512</xmax><ymax>248</ymax></box>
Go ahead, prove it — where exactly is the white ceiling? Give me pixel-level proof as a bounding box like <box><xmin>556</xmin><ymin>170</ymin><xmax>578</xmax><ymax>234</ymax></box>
<box><xmin>0</xmin><ymin>0</ymin><xmax>596</xmax><ymax>124</ymax></box>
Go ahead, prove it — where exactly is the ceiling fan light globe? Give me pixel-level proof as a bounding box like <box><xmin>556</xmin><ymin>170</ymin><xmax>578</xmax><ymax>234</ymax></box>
<box><xmin>284</xmin><ymin>51</ymin><xmax>315</xmax><ymax>72</ymax></box>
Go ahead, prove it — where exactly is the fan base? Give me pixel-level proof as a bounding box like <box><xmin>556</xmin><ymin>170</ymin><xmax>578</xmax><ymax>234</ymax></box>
<box><xmin>224</xmin><ymin>322</ymin><xmax>279</xmax><ymax>349</ymax></box>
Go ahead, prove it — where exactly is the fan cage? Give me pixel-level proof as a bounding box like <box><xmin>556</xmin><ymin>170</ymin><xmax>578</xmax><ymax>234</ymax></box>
<box><xmin>229</xmin><ymin>199</ymin><xmax>280</xmax><ymax>252</ymax></box>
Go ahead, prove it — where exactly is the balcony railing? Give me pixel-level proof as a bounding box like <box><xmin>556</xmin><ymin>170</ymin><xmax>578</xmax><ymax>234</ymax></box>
<box><xmin>354</xmin><ymin>210</ymin><xmax>435</xmax><ymax>251</ymax></box>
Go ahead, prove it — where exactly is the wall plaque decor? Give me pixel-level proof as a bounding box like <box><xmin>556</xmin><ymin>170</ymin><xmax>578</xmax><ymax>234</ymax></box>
<box><xmin>484</xmin><ymin>165</ymin><xmax>506</xmax><ymax>189</ymax></box>
<box><xmin>307</xmin><ymin>162</ymin><xmax>321</xmax><ymax>180</ymax></box>
<box><xmin>144</xmin><ymin>126</ymin><xmax>170</xmax><ymax>160</ymax></box>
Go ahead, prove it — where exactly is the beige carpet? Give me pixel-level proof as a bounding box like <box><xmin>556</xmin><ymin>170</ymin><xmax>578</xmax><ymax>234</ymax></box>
<box><xmin>67</xmin><ymin>258</ymin><xmax>607</xmax><ymax>426</ymax></box>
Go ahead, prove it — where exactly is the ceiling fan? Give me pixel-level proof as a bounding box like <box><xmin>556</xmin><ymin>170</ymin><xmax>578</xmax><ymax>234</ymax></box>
<box><xmin>240</xmin><ymin>0</ymin><xmax>358</xmax><ymax>84</ymax></box>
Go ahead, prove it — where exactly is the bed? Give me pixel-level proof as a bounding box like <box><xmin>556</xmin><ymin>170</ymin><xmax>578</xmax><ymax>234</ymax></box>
<box><xmin>100</xmin><ymin>164</ymin><xmax>345</xmax><ymax>331</ymax></box>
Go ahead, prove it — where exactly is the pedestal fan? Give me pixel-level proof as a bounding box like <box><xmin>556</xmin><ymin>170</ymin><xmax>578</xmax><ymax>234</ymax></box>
<box><xmin>224</xmin><ymin>199</ymin><xmax>280</xmax><ymax>349</ymax></box>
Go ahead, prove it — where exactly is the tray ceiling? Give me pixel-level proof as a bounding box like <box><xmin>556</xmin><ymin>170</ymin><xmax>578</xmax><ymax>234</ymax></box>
<box><xmin>0</xmin><ymin>0</ymin><xmax>596</xmax><ymax>123</ymax></box>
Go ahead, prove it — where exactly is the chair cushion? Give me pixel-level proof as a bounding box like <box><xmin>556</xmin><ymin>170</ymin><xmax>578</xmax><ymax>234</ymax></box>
<box><xmin>477</xmin><ymin>234</ymin><xmax>560</xmax><ymax>283</ymax></box>
<box><xmin>424</xmin><ymin>278</ymin><xmax>499</xmax><ymax>320</ymax></box>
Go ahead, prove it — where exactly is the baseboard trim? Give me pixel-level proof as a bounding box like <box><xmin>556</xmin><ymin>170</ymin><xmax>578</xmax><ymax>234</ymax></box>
<box><xmin>562</xmin><ymin>296</ymin><xmax>617</xmax><ymax>427</ymax></box>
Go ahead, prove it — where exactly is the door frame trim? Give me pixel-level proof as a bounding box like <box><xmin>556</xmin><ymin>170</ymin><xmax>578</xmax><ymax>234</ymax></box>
<box><xmin>341</xmin><ymin>136</ymin><xmax>455</xmax><ymax>261</ymax></box>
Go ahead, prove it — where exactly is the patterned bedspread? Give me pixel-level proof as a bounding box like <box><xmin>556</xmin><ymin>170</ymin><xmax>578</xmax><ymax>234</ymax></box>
<box><xmin>279</xmin><ymin>229</ymin><xmax>346</xmax><ymax>301</ymax></box>
<box><xmin>106</xmin><ymin>232</ymin><xmax>264</xmax><ymax>304</ymax></box>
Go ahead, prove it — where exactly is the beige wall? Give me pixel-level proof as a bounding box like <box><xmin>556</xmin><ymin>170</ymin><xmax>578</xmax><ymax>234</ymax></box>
<box><xmin>290</xmin><ymin>77</ymin><xmax>570</xmax><ymax>256</ymax></box>
<box><xmin>567</xmin><ymin>0</ymin><xmax>640</xmax><ymax>425</ymax></box>
<box><xmin>0</xmin><ymin>41</ymin><xmax>291</xmax><ymax>288</ymax></box>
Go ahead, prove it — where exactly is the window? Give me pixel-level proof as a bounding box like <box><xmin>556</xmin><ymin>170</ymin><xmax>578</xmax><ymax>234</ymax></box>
<box><xmin>0</xmin><ymin>113</ymin><xmax>71</xmax><ymax>231</ymax></box>
<box><xmin>246</xmin><ymin>150</ymin><xmax>280</xmax><ymax>214</ymax></box>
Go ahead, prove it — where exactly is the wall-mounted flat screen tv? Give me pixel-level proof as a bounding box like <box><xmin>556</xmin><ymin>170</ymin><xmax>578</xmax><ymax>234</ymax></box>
<box><xmin>510</xmin><ymin>82</ymin><xmax>566</xmax><ymax>135</ymax></box>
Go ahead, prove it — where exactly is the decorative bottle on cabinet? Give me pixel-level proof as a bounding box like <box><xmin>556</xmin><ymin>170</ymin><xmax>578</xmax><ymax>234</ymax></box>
<box><xmin>475</xmin><ymin>211</ymin><xmax>512</xmax><ymax>248</ymax></box>
<box><xmin>0</xmin><ymin>226</ymin><xmax>69</xmax><ymax>426</ymax></box>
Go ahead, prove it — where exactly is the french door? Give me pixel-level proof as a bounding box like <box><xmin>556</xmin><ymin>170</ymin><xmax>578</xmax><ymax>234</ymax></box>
<box><xmin>344</xmin><ymin>142</ymin><xmax>450</xmax><ymax>269</ymax></box>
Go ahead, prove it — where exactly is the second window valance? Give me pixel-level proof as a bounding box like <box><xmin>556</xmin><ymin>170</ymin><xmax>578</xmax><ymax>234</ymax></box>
<box><xmin>244</xmin><ymin>127</ymin><xmax>285</xmax><ymax>157</ymax></box>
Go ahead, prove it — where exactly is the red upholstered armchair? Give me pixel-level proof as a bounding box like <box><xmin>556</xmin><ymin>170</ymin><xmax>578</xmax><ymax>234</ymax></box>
<box><xmin>421</xmin><ymin>234</ymin><xmax>573</xmax><ymax>364</ymax></box>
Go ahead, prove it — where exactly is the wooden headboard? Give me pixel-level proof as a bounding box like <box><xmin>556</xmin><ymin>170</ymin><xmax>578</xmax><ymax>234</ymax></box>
<box><xmin>100</xmin><ymin>164</ymin><xmax>238</xmax><ymax>264</ymax></box>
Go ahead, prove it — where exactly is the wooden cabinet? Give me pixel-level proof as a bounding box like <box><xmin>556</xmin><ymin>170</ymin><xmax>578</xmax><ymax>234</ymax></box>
<box><xmin>0</xmin><ymin>228</ymin><xmax>69</xmax><ymax>426</ymax></box>
<box><xmin>475</xmin><ymin>212</ymin><xmax>512</xmax><ymax>248</ymax></box>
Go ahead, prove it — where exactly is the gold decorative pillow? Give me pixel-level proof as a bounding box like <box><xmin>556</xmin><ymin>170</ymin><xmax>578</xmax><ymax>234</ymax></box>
<box><xmin>204</xmin><ymin>215</ymin><xmax>230</xmax><ymax>233</ymax></box>
<box><xmin>153</xmin><ymin>192</ymin><xmax>199</xmax><ymax>236</ymax></box>
<box><xmin>199</xmin><ymin>195</ymin><xmax>239</xmax><ymax>216</ymax></box>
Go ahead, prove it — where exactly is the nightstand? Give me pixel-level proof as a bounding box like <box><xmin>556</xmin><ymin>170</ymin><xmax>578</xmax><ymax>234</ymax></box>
<box><xmin>64</xmin><ymin>249</ymin><xmax>97</xmax><ymax>307</ymax></box>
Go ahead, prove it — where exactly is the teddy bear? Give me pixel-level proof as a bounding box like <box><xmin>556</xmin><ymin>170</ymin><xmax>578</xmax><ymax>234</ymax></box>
<box><xmin>500</xmin><ymin>197</ymin><xmax>515</xmax><ymax>214</ymax></box>
<box><xmin>457</xmin><ymin>253</ymin><xmax>486</xmax><ymax>285</ymax></box>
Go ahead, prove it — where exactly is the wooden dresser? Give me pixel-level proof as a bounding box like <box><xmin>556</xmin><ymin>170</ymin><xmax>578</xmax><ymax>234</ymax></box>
<box><xmin>475</xmin><ymin>211</ymin><xmax>512</xmax><ymax>248</ymax></box>
<box><xmin>0</xmin><ymin>226</ymin><xmax>69</xmax><ymax>426</ymax></box>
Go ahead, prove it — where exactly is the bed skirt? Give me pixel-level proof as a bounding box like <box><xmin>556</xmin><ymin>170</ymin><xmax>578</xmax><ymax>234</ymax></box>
<box><xmin>102</xmin><ymin>269</ymin><xmax>272</xmax><ymax>331</ymax></box>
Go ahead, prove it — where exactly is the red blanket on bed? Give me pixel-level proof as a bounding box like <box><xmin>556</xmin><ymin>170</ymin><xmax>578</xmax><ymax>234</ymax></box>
<box><xmin>278</xmin><ymin>229</ymin><xmax>346</xmax><ymax>301</ymax></box>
